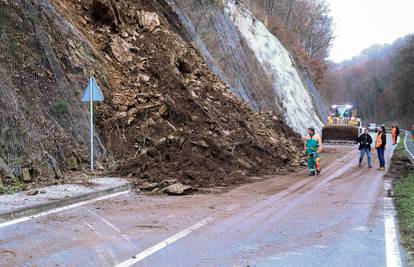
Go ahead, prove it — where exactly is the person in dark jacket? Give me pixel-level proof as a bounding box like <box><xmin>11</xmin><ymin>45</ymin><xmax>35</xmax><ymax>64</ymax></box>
<box><xmin>358</xmin><ymin>128</ymin><xmax>373</xmax><ymax>168</ymax></box>
<box><xmin>396</xmin><ymin>125</ymin><xmax>400</xmax><ymax>142</ymax></box>
<box><xmin>375</xmin><ymin>126</ymin><xmax>387</xmax><ymax>170</ymax></box>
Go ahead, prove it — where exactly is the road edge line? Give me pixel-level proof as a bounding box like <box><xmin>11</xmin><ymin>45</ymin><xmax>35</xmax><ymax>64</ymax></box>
<box><xmin>404</xmin><ymin>131</ymin><xmax>414</xmax><ymax>164</ymax></box>
<box><xmin>384</xmin><ymin>188</ymin><xmax>404</xmax><ymax>267</ymax></box>
<box><xmin>384</xmin><ymin>141</ymin><xmax>404</xmax><ymax>267</ymax></box>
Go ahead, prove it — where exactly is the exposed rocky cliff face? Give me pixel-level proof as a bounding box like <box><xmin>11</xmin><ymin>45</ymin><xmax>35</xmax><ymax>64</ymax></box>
<box><xmin>155</xmin><ymin>0</ymin><xmax>325</xmax><ymax>134</ymax></box>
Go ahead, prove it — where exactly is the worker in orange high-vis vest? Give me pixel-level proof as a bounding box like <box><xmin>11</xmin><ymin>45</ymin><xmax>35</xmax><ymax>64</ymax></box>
<box><xmin>412</xmin><ymin>125</ymin><xmax>414</xmax><ymax>140</ymax></box>
<box><xmin>375</xmin><ymin>126</ymin><xmax>387</xmax><ymax>170</ymax></box>
<box><xmin>392</xmin><ymin>125</ymin><xmax>399</xmax><ymax>145</ymax></box>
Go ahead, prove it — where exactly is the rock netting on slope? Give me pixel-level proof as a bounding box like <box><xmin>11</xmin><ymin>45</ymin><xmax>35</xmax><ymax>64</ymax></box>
<box><xmin>50</xmin><ymin>0</ymin><xmax>305</xmax><ymax>189</ymax></box>
<box><xmin>0</xmin><ymin>0</ymin><xmax>109</xmax><ymax>186</ymax></box>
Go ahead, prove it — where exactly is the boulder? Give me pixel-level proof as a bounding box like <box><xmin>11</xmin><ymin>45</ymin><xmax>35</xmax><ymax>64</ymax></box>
<box><xmin>21</xmin><ymin>168</ymin><xmax>32</xmax><ymax>182</ymax></box>
<box><xmin>160</xmin><ymin>179</ymin><xmax>177</xmax><ymax>188</ymax></box>
<box><xmin>138</xmin><ymin>11</ymin><xmax>160</xmax><ymax>31</ymax></box>
<box><xmin>45</xmin><ymin>153</ymin><xmax>63</xmax><ymax>179</ymax></box>
<box><xmin>159</xmin><ymin>104</ymin><xmax>168</xmax><ymax>116</ymax></box>
<box><xmin>162</xmin><ymin>183</ymin><xmax>195</xmax><ymax>195</ymax></box>
<box><xmin>137</xmin><ymin>73</ymin><xmax>150</xmax><ymax>83</ymax></box>
<box><xmin>26</xmin><ymin>189</ymin><xmax>39</xmax><ymax>196</ymax></box>
<box><xmin>139</xmin><ymin>181</ymin><xmax>158</xmax><ymax>191</ymax></box>
<box><xmin>191</xmin><ymin>140</ymin><xmax>209</xmax><ymax>148</ymax></box>
<box><xmin>0</xmin><ymin>158</ymin><xmax>15</xmax><ymax>184</ymax></box>
<box><xmin>146</xmin><ymin>118</ymin><xmax>157</xmax><ymax>126</ymax></box>
<box><xmin>95</xmin><ymin>161</ymin><xmax>105</xmax><ymax>171</ymax></box>
<box><xmin>237</xmin><ymin>158</ymin><xmax>252</xmax><ymax>169</ymax></box>
<box><xmin>110</xmin><ymin>35</ymin><xmax>133</xmax><ymax>63</ymax></box>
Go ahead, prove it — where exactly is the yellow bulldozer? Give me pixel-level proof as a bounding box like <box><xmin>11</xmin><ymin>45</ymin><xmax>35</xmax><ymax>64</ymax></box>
<box><xmin>322</xmin><ymin>105</ymin><xmax>363</xmax><ymax>144</ymax></box>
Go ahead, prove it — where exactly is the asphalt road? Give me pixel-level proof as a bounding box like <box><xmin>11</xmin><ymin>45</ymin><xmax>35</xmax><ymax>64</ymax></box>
<box><xmin>405</xmin><ymin>131</ymin><xmax>414</xmax><ymax>163</ymax></box>
<box><xmin>0</xmin><ymin>135</ymin><xmax>404</xmax><ymax>267</ymax></box>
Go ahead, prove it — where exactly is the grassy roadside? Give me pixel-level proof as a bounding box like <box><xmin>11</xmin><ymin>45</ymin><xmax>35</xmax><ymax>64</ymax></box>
<box><xmin>392</xmin><ymin>138</ymin><xmax>414</xmax><ymax>260</ymax></box>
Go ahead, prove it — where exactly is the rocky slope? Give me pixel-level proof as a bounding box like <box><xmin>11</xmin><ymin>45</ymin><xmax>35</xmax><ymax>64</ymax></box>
<box><xmin>155</xmin><ymin>0</ymin><xmax>326</xmax><ymax>135</ymax></box>
<box><xmin>0</xmin><ymin>0</ymin><xmax>304</xmax><ymax>190</ymax></box>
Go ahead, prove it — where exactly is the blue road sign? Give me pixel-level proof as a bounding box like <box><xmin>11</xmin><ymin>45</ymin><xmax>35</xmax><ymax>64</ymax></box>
<box><xmin>81</xmin><ymin>77</ymin><xmax>104</xmax><ymax>102</ymax></box>
<box><xmin>81</xmin><ymin>77</ymin><xmax>104</xmax><ymax>171</ymax></box>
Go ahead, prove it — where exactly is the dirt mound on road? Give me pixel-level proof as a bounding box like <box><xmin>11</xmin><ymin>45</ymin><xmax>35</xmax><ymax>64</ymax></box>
<box><xmin>52</xmin><ymin>0</ymin><xmax>304</xmax><ymax>188</ymax></box>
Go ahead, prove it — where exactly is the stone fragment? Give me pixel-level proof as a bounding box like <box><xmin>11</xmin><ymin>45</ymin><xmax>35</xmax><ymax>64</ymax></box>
<box><xmin>110</xmin><ymin>36</ymin><xmax>133</xmax><ymax>63</ymax></box>
<box><xmin>21</xmin><ymin>168</ymin><xmax>32</xmax><ymax>182</ymax></box>
<box><xmin>162</xmin><ymin>183</ymin><xmax>195</xmax><ymax>195</ymax></box>
<box><xmin>138</xmin><ymin>11</ymin><xmax>160</xmax><ymax>31</ymax></box>
<box><xmin>139</xmin><ymin>182</ymin><xmax>158</xmax><ymax>191</ymax></box>
<box><xmin>26</xmin><ymin>189</ymin><xmax>39</xmax><ymax>196</ymax></box>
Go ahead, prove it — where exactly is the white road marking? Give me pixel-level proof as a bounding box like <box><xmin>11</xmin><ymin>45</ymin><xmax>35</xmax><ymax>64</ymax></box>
<box><xmin>384</xmin><ymin>180</ymin><xmax>403</xmax><ymax>267</ymax></box>
<box><xmin>353</xmin><ymin>226</ymin><xmax>369</xmax><ymax>231</ymax></box>
<box><xmin>115</xmin><ymin>216</ymin><xmax>214</xmax><ymax>267</ymax></box>
<box><xmin>86</xmin><ymin>208</ymin><xmax>136</xmax><ymax>249</ymax></box>
<box><xmin>0</xmin><ymin>190</ymin><xmax>130</xmax><ymax>229</ymax></box>
<box><xmin>84</xmin><ymin>220</ymin><xmax>118</xmax><ymax>263</ymax></box>
<box><xmin>85</xmin><ymin>221</ymin><xmax>102</xmax><ymax>237</ymax></box>
<box><xmin>86</xmin><ymin>208</ymin><xmax>124</xmax><ymax>234</ymax></box>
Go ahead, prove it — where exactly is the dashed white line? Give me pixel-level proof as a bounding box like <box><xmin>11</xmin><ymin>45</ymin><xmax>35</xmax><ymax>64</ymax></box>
<box><xmin>115</xmin><ymin>216</ymin><xmax>214</xmax><ymax>267</ymax></box>
<box><xmin>0</xmin><ymin>190</ymin><xmax>130</xmax><ymax>229</ymax></box>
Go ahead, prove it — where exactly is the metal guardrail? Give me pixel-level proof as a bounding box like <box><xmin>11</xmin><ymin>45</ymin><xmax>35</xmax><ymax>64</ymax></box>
<box><xmin>404</xmin><ymin>131</ymin><xmax>414</xmax><ymax>164</ymax></box>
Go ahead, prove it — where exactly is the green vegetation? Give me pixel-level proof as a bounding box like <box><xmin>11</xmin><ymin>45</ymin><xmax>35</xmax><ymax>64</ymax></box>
<box><xmin>395</xmin><ymin>139</ymin><xmax>408</xmax><ymax>161</ymax></box>
<box><xmin>324</xmin><ymin>35</ymin><xmax>414</xmax><ymax>127</ymax></box>
<box><xmin>394</xmin><ymin>170</ymin><xmax>414</xmax><ymax>254</ymax></box>
<box><xmin>50</xmin><ymin>100</ymin><xmax>69</xmax><ymax>116</ymax></box>
<box><xmin>49</xmin><ymin>100</ymin><xmax>70</xmax><ymax>128</ymax></box>
<box><xmin>0</xmin><ymin>183</ymin><xmax>26</xmax><ymax>195</ymax></box>
<box><xmin>393</xmin><ymin>140</ymin><xmax>414</xmax><ymax>258</ymax></box>
<box><xmin>209</xmin><ymin>0</ymin><xmax>224</xmax><ymax>9</ymax></box>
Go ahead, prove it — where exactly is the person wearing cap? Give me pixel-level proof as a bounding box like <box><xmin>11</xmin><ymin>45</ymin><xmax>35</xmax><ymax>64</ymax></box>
<box><xmin>304</xmin><ymin>127</ymin><xmax>322</xmax><ymax>175</ymax></box>
<box><xmin>375</xmin><ymin>126</ymin><xmax>387</xmax><ymax>170</ymax></box>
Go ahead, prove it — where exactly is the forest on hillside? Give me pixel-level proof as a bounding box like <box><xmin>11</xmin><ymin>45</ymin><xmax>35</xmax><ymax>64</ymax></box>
<box><xmin>323</xmin><ymin>35</ymin><xmax>414</xmax><ymax>128</ymax></box>
<box><xmin>243</xmin><ymin>0</ymin><xmax>334</xmax><ymax>85</ymax></box>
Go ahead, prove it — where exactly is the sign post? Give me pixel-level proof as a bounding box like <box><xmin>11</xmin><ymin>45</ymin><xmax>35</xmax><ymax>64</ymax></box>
<box><xmin>81</xmin><ymin>77</ymin><xmax>104</xmax><ymax>171</ymax></box>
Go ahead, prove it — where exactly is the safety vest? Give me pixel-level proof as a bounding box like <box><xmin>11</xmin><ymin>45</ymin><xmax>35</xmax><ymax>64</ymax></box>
<box><xmin>376</xmin><ymin>133</ymin><xmax>383</xmax><ymax>148</ymax></box>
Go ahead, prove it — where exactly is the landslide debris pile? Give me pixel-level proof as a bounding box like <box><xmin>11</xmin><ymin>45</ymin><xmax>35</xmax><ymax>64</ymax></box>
<box><xmin>2</xmin><ymin>0</ymin><xmax>304</xmax><ymax>190</ymax></box>
<box><xmin>58</xmin><ymin>0</ymin><xmax>304</xmax><ymax>188</ymax></box>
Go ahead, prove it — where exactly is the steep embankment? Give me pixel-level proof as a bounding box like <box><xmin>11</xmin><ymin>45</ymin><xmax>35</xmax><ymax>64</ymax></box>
<box><xmin>226</xmin><ymin>0</ymin><xmax>324</xmax><ymax>133</ymax></box>
<box><xmin>0</xmin><ymin>0</ymin><xmax>305</xmax><ymax>189</ymax></box>
<box><xmin>155</xmin><ymin>0</ymin><xmax>325</xmax><ymax>135</ymax></box>
<box><xmin>0</xmin><ymin>0</ymin><xmax>107</xmax><ymax>185</ymax></box>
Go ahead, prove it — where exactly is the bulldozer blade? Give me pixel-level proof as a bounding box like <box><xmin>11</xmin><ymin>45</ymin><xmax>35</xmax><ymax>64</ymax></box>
<box><xmin>322</xmin><ymin>125</ymin><xmax>359</xmax><ymax>145</ymax></box>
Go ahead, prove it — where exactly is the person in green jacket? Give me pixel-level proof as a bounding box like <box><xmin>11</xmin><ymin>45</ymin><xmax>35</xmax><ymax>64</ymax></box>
<box><xmin>304</xmin><ymin>127</ymin><xmax>322</xmax><ymax>176</ymax></box>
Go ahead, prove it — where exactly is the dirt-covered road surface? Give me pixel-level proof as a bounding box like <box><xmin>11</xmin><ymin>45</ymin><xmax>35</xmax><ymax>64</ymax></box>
<box><xmin>0</xmin><ymin>136</ymin><xmax>403</xmax><ymax>267</ymax></box>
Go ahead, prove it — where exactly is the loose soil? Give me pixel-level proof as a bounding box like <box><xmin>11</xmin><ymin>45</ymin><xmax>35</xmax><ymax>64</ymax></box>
<box><xmin>50</xmin><ymin>0</ymin><xmax>305</xmax><ymax>189</ymax></box>
<box><xmin>0</xmin><ymin>0</ymin><xmax>308</xmax><ymax>192</ymax></box>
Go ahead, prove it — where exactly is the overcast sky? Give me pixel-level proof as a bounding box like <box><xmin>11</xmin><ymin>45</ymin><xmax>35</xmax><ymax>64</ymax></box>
<box><xmin>327</xmin><ymin>0</ymin><xmax>414</xmax><ymax>62</ymax></box>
